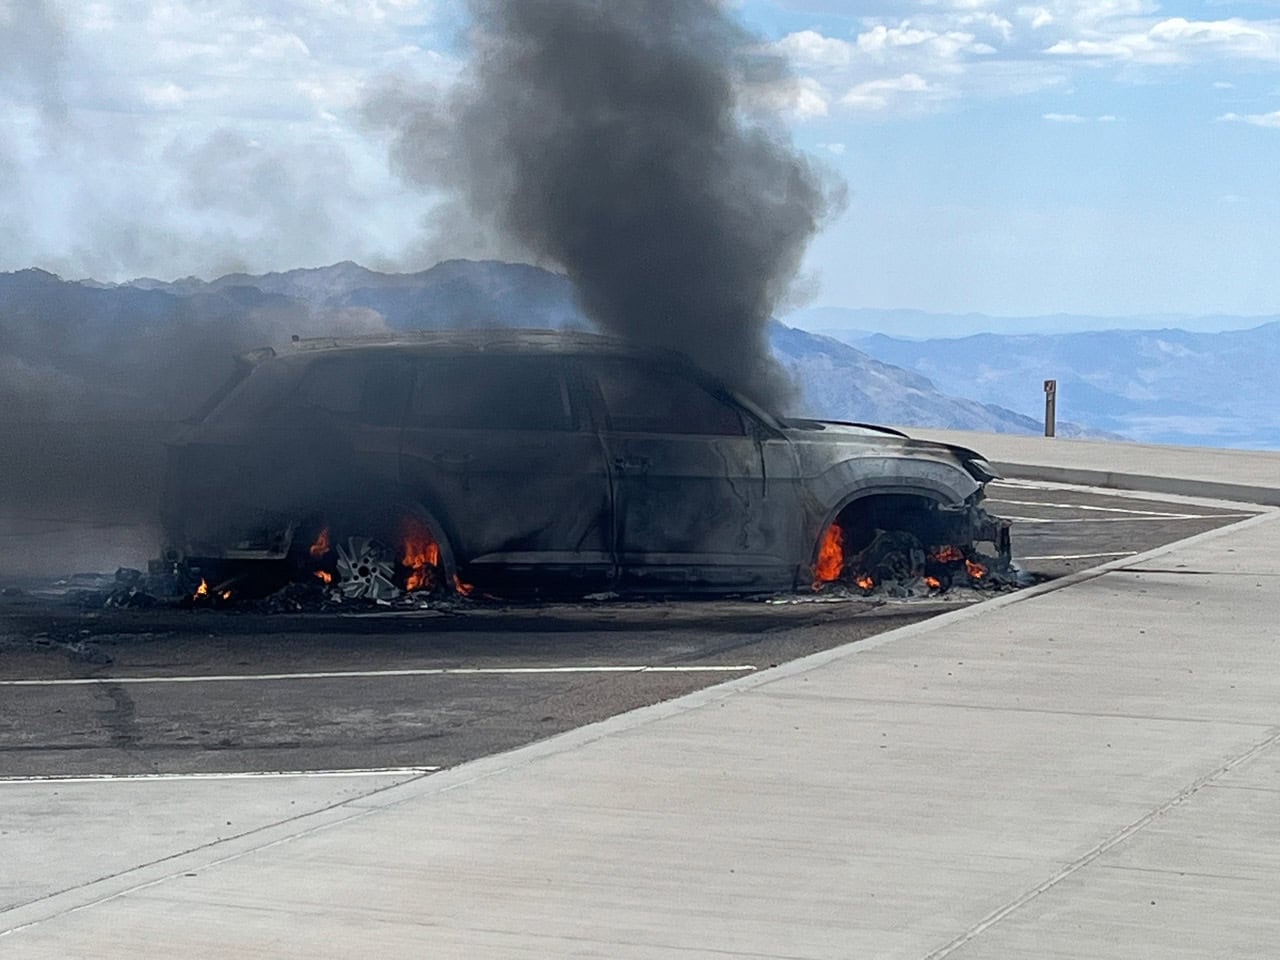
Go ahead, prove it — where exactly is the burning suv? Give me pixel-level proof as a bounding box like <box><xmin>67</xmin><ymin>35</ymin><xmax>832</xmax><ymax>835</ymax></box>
<box><xmin>161</xmin><ymin>330</ymin><xmax>1011</xmax><ymax>599</ymax></box>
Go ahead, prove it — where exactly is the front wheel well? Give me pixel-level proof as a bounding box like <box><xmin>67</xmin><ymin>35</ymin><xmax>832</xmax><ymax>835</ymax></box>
<box><xmin>817</xmin><ymin>492</ymin><xmax>952</xmax><ymax>561</ymax></box>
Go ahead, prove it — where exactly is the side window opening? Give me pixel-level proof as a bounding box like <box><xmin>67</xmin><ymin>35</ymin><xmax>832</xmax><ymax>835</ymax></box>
<box><xmin>292</xmin><ymin>358</ymin><xmax>410</xmax><ymax>426</ymax></box>
<box><xmin>592</xmin><ymin>359</ymin><xmax>746</xmax><ymax>436</ymax></box>
<box><xmin>410</xmin><ymin>356</ymin><xmax>574</xmax><ymax>431</ymax></box>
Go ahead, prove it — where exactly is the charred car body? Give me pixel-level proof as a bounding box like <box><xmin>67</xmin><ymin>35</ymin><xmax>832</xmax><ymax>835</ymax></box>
<box><xmin>161</xmin><ymin>330</ymin><xmax>1011</xmax><ymax>599</ymax></box>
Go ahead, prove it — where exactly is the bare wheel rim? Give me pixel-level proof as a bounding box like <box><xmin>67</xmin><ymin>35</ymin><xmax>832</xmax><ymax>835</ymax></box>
<box><xmin>333</xmin><ymin>536</ymin><xmax>399</xmax><ymax>600</ymax></box>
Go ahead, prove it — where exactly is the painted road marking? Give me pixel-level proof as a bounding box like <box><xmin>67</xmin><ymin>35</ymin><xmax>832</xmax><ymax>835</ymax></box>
<box><xmin>0</xmin><ymin>664</ymin><xmax>758</xmax><ymax>687</ymax></box>
<box><xmin>986</xmin><ymin>498</ymin><xmax>1212</xmax><ymax>516</ymax></box>
<box><xmin>989</xmin><ymin>478</ymin><xmax>1267</xmax><ymax>511</ymax></box>
<box><xmin>0</xmin><ymin>767</ymin><xmax>440</xmax><ymax>785</ymax></box>
<box><xmin>1020</xmin><ymin>552</ymin><xmax>1138</xmax><ymax>561</ymax></box>
<box><xmin>1001</xmin><ymin>514</ymin><xmax>1256</xmax><ymax>524</ymax></box>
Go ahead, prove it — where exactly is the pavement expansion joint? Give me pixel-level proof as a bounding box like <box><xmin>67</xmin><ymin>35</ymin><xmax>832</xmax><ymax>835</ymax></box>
<box><xmin>921</xmin><ymin>723</ymin><xmax>1280</xmax><ymax>960</ymax></box>
<box><xmin>0</xmin><ymin>767</ymin><xmax>436</xmax><ymax>938</ymax></box>
<box><xmin>1115</xmin><ymin>566</ymin><xmax>1280</xmax><ymax>576</ymax></box>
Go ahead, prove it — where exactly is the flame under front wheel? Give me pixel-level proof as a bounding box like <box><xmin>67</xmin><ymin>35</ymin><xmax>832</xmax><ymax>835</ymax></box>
<box><xmin>333</xmin><ymin>536</ymin><xmax>399</xmax><ymax>600</ymax></box>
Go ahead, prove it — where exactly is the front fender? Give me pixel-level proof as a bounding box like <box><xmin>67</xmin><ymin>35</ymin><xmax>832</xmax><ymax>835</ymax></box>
<box><xmin>807</xmin><ymin>456</ymin><xmax>981</xmax><ymax>521</ymax></box>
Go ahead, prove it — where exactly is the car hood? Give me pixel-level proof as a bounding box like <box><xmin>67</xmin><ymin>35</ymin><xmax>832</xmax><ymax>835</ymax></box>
<box><xmin>779</xmin><ymin>418</ymin><xmax>1001</xmax><ymax>483</ymax></box>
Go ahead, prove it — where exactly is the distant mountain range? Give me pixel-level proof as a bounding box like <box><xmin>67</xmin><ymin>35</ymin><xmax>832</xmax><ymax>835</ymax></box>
<box><xmin>1</xmin><ymin>260</ymin><xmax>1099</xmax><ymax>437</ymax></box>
<box><xmin>786</xmin><ymin>305</ymin><xmax>1279</xmax><ymax>339</ymax></box>
<box><xmin>847</xmin><ymin>326</ymin><xmax>1280</xmax><ymax>448</ymax></box>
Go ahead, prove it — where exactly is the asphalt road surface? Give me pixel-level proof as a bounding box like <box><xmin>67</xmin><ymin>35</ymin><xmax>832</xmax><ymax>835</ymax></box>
<box><xmin>0</xmin><ymin>481</ymin><xmax>1257</xmax><ymax>783</ymax></box>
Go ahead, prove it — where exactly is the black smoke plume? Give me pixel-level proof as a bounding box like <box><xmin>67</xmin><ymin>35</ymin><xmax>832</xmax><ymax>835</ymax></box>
<box><xmin>366</xmin><ymin>0</ymin><xmax>840</xmax><ymax>409</ymax></box>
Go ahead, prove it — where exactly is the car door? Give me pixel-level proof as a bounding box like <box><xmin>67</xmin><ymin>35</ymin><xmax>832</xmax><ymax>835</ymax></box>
<box><xmin>399</xmin><ymin>353</ymin><xmax>613</xmax><ymax>591</ymax></box>
<box><xmin>583</xmin><ymin>357</ymin><xmax>794</xmax><ymax>590</ymax></box>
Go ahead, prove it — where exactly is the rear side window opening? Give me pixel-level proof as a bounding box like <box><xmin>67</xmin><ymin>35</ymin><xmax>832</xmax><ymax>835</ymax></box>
<box><xmin>409</xmin><ymin>356</ymin><xmax>576</xmax><ymax>432</ymax></box>
<box><xmin>198</xmin><ymin>359</ymin><xmax>297</xmax><ymax>426</ymax></box>
<box><xmin>290</xmin><ymin>357</ymin><xmax>412</xmax><ymax>427</ymax></box>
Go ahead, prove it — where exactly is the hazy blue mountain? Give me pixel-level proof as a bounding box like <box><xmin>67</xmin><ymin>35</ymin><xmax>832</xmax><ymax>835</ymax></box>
<box><xmin>767</xmin><ymin>325</ymin><xmax>1107</xmax><ymax>436</ymax></box>
<box><xmin>118</xmin><ymin>259</ymin><xmax>588</xmax><ymax>332</ymax></box>
<box><xmin>849</xmin><ymin>326</ymin><xmax>1280</xmax><ymax>448</ymax></box>
<box><xmin>1</xmin><ymin>261</ymin><xmax>1101</xmax><ymax>436</ymax></box>
<box><xmin>788</xmin><ymin>305</ymin><xmax>1278</xmax><ymax>339</ymax></box>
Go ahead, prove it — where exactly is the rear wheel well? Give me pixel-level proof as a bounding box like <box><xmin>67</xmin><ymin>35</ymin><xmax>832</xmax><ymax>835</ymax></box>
<box><xmin>293</xmin><ymin>499</ymin><xmax>458</xmax><ymax>581</ymax></box>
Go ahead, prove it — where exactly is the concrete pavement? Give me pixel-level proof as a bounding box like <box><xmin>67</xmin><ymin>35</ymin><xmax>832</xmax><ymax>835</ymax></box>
<box><xmin>905</xmin><ymin>427</ymin><xmax>1280</xmax><ymax>506</ymax></box>
<box><xmin>3</xmin><ymin>440</ymin><xmax>1279</xmax><ymax>958</ymax></box>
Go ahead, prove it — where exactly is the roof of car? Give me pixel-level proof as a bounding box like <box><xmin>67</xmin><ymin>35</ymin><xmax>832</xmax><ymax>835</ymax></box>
<box><xmin>245</xmin><ymin>328</ymin><xmax>786</xmax><ymax>428</ymax></box>
<box><xmin>281</xmin><ymin>328</ymin><xmax>657</xmax><ymax>359</ymax></box>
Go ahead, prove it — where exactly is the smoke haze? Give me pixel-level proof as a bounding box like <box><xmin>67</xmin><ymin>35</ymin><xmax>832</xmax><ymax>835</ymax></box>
<box><xmin>366</xmin><ymin>0</ymin><xmax>840</xmax><ymax>408</ymax></box>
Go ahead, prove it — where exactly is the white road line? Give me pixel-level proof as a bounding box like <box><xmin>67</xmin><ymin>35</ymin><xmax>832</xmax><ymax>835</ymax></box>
<box><xmin>1021</xmin><ymin>552</ymin><xmax>1138</xmax><ymax>561</ymax></box>
<box><xmin>0</xmin><ymin>767</ymin><xmax>440</xmax><ymax>785</ymax></box>
<box><xmin>986</xmin><ymin>498</ymin><xmax>1195</xmax><ymax>517</ymax></box>
<box><xmin>1003</xmin><ymin>514</ymin><xmax>1255</xmax><ymax>524</ymax></box>
<box><xmin>0</xmin><ymin>664</ymin><xmax>758</xmax><ymax>687</ymax></box>
<box><xmin>989</xmin><ymin>478</ymin><xmax>1269</xmax><ymax>512</ymax></box>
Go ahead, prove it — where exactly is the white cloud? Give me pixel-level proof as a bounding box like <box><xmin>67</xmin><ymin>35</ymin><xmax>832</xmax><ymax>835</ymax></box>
<box><xmin>1039</xmin><ymin>112</ymin><xmax>1121</xmax><ymax>122</ymax></box>
<box><xmin>821</xmin><ymin>142</ymin><xmax>847</xmax><ymax>155</ymax></box>
<box><xmin>790</xmin><ymin>76</ymin><xmax>833</xmax><ymax>117</ymax></box>
<box><xmin>855</xmin><ymin>23</ymin><xmax>987</xmax><ymax>63</ymax></box>
<box><xmin>1148</xmin><ymin>17</ymin><xmax>1276</xmax><ymax>54</ymax></box>
<box><xmin>0</xmin><ymin>0</ymin><xmax>449</xmax><ymax>279</ymax></box>
<box><xmin>857</xmin><ymin>24</ymin><xmax>937</xmax><ymax>55</ymax></box>
<box><xmin>775</xmin><ymin>30</ymin><xmax>855</xmax><ymax>68</ymax></box>
<box><xmin>1219</xmin><ymin>110</ymin><xmax>1280</xmax><ymax>127</ymax></box>
<box><xmin>1021</xmin><ymin>6</ymin><xmax>1055</xmax><ymax>29</ymax></box>
<box><xmin>958</xmin><ymin>12</ymin><xmax>1015</xmax><ymax>42</ymax></box>
<box><xmin>1047</xmin><ymin>17</ymin><xmax>1280</xmax><ymax>64</ymax></box>
<box><xmin>1045</xmin><ymin>38</ymin><xmax>1141</xmax><ymax>58</ymax></box>
<box><xmin>746</xmin><ymin>73</ymin><xmax>831</xmax><ymax>118</ymax></box>
<box><xmin>841</xmin><ymin>73</ymin><xmax>931</xmax><ymax>111</ymax></box>
<box><xmin>1042</xmin><ymin>111</ymin><xmax>1120</xmax><ymax>121</ymax></box>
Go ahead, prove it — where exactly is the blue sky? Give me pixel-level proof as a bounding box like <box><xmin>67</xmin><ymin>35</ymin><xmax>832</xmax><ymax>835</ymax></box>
<box><xmin>2</xmin><ymin>0</ymin><xmax>1278</xmax><ymax>318</ymax></box>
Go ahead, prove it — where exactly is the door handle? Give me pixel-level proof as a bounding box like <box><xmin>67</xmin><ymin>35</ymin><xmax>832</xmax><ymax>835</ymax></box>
<box><xmin>613</xmin><ymin>456</ymin><xmax>651</xmax><ymax>471</ymax></box>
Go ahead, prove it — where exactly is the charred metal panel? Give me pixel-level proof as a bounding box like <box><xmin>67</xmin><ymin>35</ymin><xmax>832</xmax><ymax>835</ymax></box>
<box><xmin>399</xmin><ymin>355</ymin><xmax>613</xmax><ymax>590</ymax></box>
<box><xmin>604</xmin><ymin>431</ymin><xmax>793</xmax><ymax>590</ymax></box>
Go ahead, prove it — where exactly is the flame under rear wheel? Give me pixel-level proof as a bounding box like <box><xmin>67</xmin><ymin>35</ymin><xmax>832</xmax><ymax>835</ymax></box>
<box><xmin>300</xmin><ymin>502</ymin><xmax>455</xmax><ymax>599</ymax></box>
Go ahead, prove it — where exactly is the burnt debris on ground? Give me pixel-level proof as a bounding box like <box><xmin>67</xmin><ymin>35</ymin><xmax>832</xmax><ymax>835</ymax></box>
<box><xmin>8</xmin><ymin>537</ymin><xmax>1032</xmax><ymax>620</ymax></box>
<box><xmin>811</xmin><ymin>523</ymin><xmax>1029</xmax><ymax>600</ymax></box>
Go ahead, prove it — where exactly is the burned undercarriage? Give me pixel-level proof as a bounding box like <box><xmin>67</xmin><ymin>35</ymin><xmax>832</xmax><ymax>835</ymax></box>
<box><xmin>169</xmin><ymin>495</ymin><xmax>1014</xmax><ymax>611</ymax></box>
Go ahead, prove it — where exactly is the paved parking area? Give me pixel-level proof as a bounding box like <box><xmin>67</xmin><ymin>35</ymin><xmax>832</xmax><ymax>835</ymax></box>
<box><xmin>0</xmin><ymin>481</ymin><xmax>1255</xmax><ymax>788</ymax></box>
<box><xmin>2</xmin><ymin>496</ymin><xmax>1275</xmax><ymax>958</ymax></box>
<box><xmin>990</xmin><ymin>479</ymin><xmax>1256</xmax><ymax>578</ymax></box>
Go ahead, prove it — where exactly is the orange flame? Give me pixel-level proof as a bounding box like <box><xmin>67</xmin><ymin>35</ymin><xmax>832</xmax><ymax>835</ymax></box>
<box><xmin>813</xmin><ymin>523</ymin><xmax>845</xmax><ymax>585</ymax></box>
<box><xmin>452</xmin><ymin>574</ymin><xmax>474</xmax><ymax>597</ymax></box>
<box><xmin>194</xmin><ymin>578</ymin><xmax>209</xmax><ymax>598</ymax></box>
<box><xmin>924</xmin><ymin>575</ymin><xmax>941</xmax><ymax>589</ymax></box>
<box><xmin>219</xmin><ymin>589</ymin><xmax>232</xmax><ymax>601</ymax></box>
<box><xmin>314</xmin><ymin>570</ymin><xmax>333</xmax><ymax>584</ymax></box>
<box><xmin>309</xmin><ymin>527</ymin><xmax>330</xmax><ymax>558</ymax></box>
<box><xmin>402</xmin><ymin>517</ymin><xmax>442</xmax><ymax>592</ymax></box>
<box><xmin>855</xmin><ymin>574</ymin><xmax>875</xmax><ymax>590</ymax></box>
<box><xmin>930</xmin><ymin>545</ymin><xmax>964</xmax><ymax>563</ymax></box>
<box><xmin>965</xmin><ymin>559</ymin><xmax>986</xmax><ymax>580</ymax></box>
